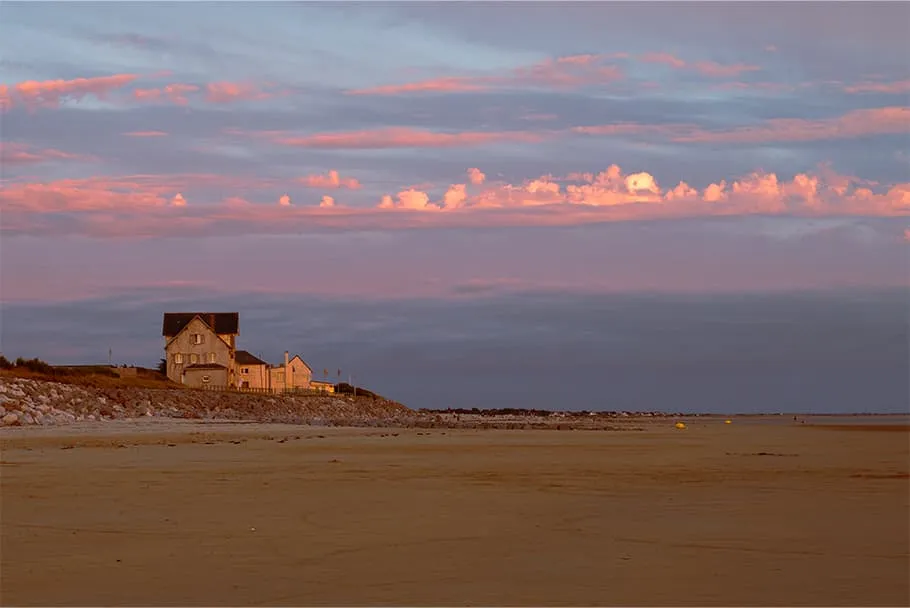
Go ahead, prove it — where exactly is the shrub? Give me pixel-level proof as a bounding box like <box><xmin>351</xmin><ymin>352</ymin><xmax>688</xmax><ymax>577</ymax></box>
<box><xmin>14</xmin><ymin>357</ymin><xmax>54</xmax><ymax>375</ymax></box>
<box><xmin>0</xmin><ymin>355</ymin><xmax>12</xmax><ymax>370</ymax></box>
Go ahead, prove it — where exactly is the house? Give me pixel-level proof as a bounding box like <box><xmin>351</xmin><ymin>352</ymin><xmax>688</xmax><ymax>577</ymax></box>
<box><xmin>268</xmin><ymin>352</ymin><xmax>313</xmax><ymax>391</ymax></box>
<box><xmin>288</xmin><ymin>354</ymin><xmax>313</xmax><ymax>389</ymax></box>
<box><xmin>162</xmin><ymin>312</ymin><xmax>325</xmax><ymax>393</ymax></box>
<box><xmin>234</xmin><ymin>350</ymin><xmax>269</xmax><ymax>389</ymax></box>
<box><xmin>162</xmin><ymin>312</ymin><xmax>239</xmax><ymax>387</ymax></box>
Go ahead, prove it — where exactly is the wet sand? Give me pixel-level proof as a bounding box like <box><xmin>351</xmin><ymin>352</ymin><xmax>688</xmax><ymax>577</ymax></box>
<box><xmin>2</xmin><ymin>418</ymin><xmax>908</xmax><ymax>606</ymax></box>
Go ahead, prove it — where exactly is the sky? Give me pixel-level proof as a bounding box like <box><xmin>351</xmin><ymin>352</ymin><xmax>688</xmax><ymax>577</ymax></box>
<box><xmin>1</xmin><ymin>1</ymin><xmax>908</xmax><ymax>412</ymax></box>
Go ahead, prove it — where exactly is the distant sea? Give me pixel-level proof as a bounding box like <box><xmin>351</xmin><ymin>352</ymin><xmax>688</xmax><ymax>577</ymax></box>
<box><xmin>2</xmin><ymin>288</ymin><xmax>908</xmax><ymax>415</ymax></box>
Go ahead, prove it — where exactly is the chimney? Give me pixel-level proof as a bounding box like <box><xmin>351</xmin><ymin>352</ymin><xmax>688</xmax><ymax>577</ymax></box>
<box><xmin>208</xmin><ymin>313</ymin><xmax>216</xmax><ymax>331</ymax></box>
<box><xmin>284</xmin><ymin>351</ymin><xmax>290</xmax><ymax>391</ymax></box>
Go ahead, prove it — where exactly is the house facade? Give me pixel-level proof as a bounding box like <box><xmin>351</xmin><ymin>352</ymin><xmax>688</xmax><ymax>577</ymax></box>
<box><xmin>162</xmin><ymin>312</ymin><xmax>238</xmax><ymax>387</ymax></box>
<box><xmin>183</xmin><ymin>363</ymin><xmax>229</xmax><ymax>387</ymax></box>
<box><xmin>268</xmin><ymin>352</ymin><xmax>313</xmax><ymax>391</ymax></box>
<box><xmin>234</xmin><ymin>350</ymin><xmax>269</xmax><ymax>389</ymax></box>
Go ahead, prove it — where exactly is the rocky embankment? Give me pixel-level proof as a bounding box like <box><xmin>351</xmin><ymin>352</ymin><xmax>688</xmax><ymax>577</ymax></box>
<box><xmin>0</xmin><ymin>376</ymin><xmax>413</xmax><ymax>427</ymax></box>
<box><xmin>0</xmin><ymin>376</ymin><xmax>645</xmax><ymax>431</ymax></box>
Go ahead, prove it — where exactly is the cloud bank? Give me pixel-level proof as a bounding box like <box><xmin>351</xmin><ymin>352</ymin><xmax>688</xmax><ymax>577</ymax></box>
<box><xmin>2</xmin><ymin>164</ymin><xmax>907</xmax><ymax>238</ymax></box>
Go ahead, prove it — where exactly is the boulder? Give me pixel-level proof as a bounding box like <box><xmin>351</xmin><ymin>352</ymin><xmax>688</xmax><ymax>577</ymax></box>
<box><xmin>2</xmin><ymin>412</ymin><xmax>20</xmax><ymax>426</ymax></box>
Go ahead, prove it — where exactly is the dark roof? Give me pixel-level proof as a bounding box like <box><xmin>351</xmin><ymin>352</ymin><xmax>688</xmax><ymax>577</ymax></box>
<box><xmin>235</xmin><ymin>350</ymin><xmax>268</xmax><ymax>366</ymax></box>
<box><xmin>184</xmin><ymin>363</ymin><xmax>227</xmax><ymax>370</ymax></box>
<box><xmin>162</xmin><ymin>313</ymin><xmax>239</xmax><ymax>337</ymax></box>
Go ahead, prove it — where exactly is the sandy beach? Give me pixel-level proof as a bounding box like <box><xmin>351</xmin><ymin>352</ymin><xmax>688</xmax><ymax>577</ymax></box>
<box><xmin>2</xmin><ymin>417</ymin><xmax>908</xmax><ymax>606</ymax></box>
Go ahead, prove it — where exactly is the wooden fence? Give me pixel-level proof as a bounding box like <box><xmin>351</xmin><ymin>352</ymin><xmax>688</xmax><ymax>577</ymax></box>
<box><xmin>195</xmin><ymin>385</ymin><xmax>336</xmax><ymax>396</ymax></box>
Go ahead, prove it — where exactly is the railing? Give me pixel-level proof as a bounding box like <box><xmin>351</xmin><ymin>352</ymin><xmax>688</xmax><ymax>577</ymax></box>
<box><xmin>195</xmin><ymin>384</ymin><xmax>335</xmax><ymax>395</ymax></box>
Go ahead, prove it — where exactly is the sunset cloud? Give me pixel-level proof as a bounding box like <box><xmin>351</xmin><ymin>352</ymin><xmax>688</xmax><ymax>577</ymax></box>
<box><xmin>279</xmin><ymin>194</ymin><xmax>291</xmax><ymax>206</ymax></box>
<box><xmin>298</xmin><ymin>170</ymin><xmax>361</xmax><ymax>189</ymax></box>
<box><xmin>348</xmin><ymin>77</ymin><xmax>489</xmax><ymax>96</ymax></box>
<box><xmin>3</xmin><ymin>164</ymin><xmax>907</xmax><ymax>238</ymax></box>
<box><xmin>572</xmin><ymin>106</ymin><xmax>910</xmax><ymax>144</ymax></box>
<box><xmin>132</xmin><ymin>83</ymin><xmax>200</xmax><ymax>105</ymax></box>
<box><xmin>671</xmin><ymin>106</ymin><xmax>910</xmax><ymax>143</ymax></box>
<box><xmin>843</xmin><ymin>80</ymin><xmax>910</xmax><ymax>94</ymax></box>
<box><xmin>204</xmin><ymin>81</ymin><xmax>274</xmax><ymax>103</ymax></box>
<box><xmin>467</xmin><ymin>168</ymin><xmax>486</xmax><ymax>185</ymax></box>
<box><xmin>639</xmin><ymin>53</ymin><xmax>760</xmax><ymax>77</ymax></box>
<box><xmin>0</xmin><ymin>142</ymin><xmax>96</xmax><ymax>165</ymax></box>
<box><xmin>1</xmin><ymin>74</ymin><xmax>138</xmax><ymax>111</ymax></box>
<box><xmin>366</xmin><ymin>165</ymin><xmax>910</xmax><ymax>218</ymax></box>
<box><xmin>267</xmin><ymin>127</ymin><xmax>548</xmax><ymax>149</ymax></box>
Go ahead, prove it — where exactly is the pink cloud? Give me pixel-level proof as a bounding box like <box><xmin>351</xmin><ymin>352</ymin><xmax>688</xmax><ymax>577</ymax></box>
<box><xmin>268</xmin><ymin>127</ymin><xmax>548</xmax><ymax>149</ymax></box>
<box><xmin>123</xmin><ymin>130</ymin><xmax>168</xmax><ymax>137</ymax></box>
<box><xmin>348</xmin><ymin>77</ymin><xmax>489</xmax><ymax>96</ymax></box>
<box><xmin>132</xmin><ymin>83</ymin><xmax>200</xmax><ymax>105</ymax></box>
<box><xmin>671</xmin><ymin>106</ymin><xmax>910</xmax><ymax>143</ymax></box>
<box><xmin>204</xmin><ymin>82</ymin><xmax>274</xmax><ymax>103</ymax></box>
<box><xmin>512</xmin><ymin>54</ymin><xmax>624</xmax><ymax>88</ymax></box>
<box><xmin>1</xmin><ymin>74</ymin><xmax>138</xmax><ymax>111</ymax></box>
<box><xmin>843</xmin><ymin>80</ymin><xmax>910</xmax><ymax>94</ymax></box>
<box><xmin>0</xmin><ymin>142</ymin><xmax>96</xmax><ymax>165</ymax></box>
<box><xmin>298</xmin><ymin>170</ymin><xmax>361</xmax><ymax>189</ymax></box>
<box><xmin>572</xmin><ymin>106</ymin><xmax>910</xmax><ymax>144</ymax></box>
<box><xmin>639</xmin><ymin>53</ymin><xmax>760</xmax><ymax>78</ymax></box>
<box><xmin>278</xmin><ymin>194</ymin><xmax>292</xmax><ymax>207</ymax></box>
<box><xmin>3</xmin><ymin>165</ymin><xmax>907</xmax><ymax>238</ymax></box>
<box><xmin>467</xmin><ymin>168</ymin><xmax>486</xmax><ymax>185</ymax></box>
<box><xmin>640</xmin><ymin>52</ymin><xmax>687</xmax><ymax>69</ymax></box>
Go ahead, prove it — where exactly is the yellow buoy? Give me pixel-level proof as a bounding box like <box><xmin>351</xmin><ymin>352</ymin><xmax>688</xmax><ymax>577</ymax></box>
<box><xmin>724</xmin><ymin>419</ymin><xmax>732</xmax><ymax>424</ymax></box>
<box><xmin>675</xmin><ymin>422</ymin><xmax>687</xmax><ymax>429</ymax></box>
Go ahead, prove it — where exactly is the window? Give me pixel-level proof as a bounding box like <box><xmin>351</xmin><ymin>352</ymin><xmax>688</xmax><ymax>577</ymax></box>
<box><xmin>190</xmin><ymin>353</ymin><xmax>198</xmax><ymax>364</ymax></box>
<box><xmin>174</xmin><ymin>353</ymin><xmax>184</xmax><ymax>364</ymax></box>
<box><xmin>192</xmin><ymin>333</ymin><xmax>205</xmax><ymax>345</ymax></box>
<box><xmin>241</xmin><ymin>367</ymin><xmax>250</xmax><ymax>374</ymax></box>
<box><xmin>207</xmin><ymin>352</ymin><xmax>216</xmax><ymax>363</ymax></box>
<box><xmin>202</xmin><ymin>375</ymin><xmax>211</xmax><ymax>383</ymax></box>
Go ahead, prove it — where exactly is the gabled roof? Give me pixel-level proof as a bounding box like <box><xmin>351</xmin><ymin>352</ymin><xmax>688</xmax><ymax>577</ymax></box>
<box><xmin>162</xmin><ymin>313</ymin><xmax>239</xmax><ymax>337</ymax></box>
<box><xmin>235</xmin><ymin>350</ymin><xmax>268</xmax><ymax>366</ymax></box>
<box><xmin>288</xmin><ymin>354</ymin><xmax>312</xmax><ymax>371</ymax></box>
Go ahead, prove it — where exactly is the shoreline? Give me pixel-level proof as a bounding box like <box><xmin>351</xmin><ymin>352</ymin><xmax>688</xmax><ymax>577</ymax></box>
<box><xmin>2</xmin><ymin>376</ymin><xmax>906</xmax><ymax>432</ymax></box>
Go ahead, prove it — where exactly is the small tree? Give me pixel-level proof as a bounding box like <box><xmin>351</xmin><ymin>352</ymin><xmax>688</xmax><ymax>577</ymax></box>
<box><xmin>157</xmin><ymin>357</ymin><xmax>167</xmax><ymax>375</ymax></box>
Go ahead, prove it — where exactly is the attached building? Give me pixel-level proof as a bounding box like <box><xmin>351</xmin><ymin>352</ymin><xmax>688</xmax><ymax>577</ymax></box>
<box><xmin>234</xmin><ymin>350</ymin><xmax>270</xmax><ymax>389</ymax></box>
